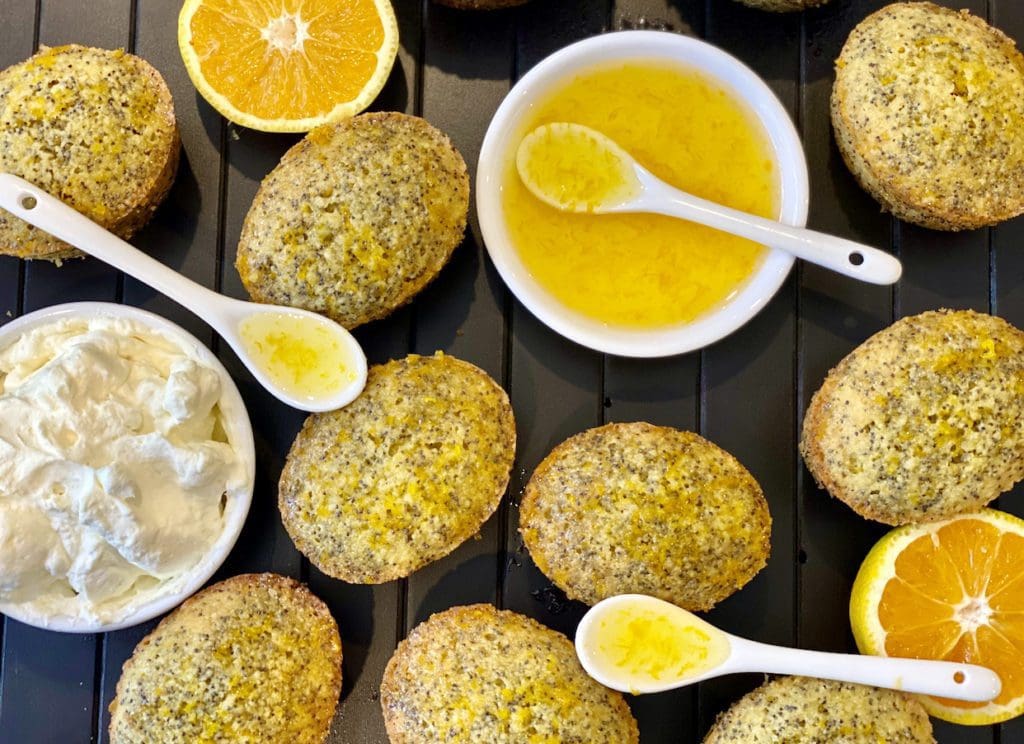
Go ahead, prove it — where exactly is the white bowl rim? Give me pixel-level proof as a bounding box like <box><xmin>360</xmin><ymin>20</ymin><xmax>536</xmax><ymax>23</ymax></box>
<box><xmin>0</xmin><ymin>301</ymin><xmax>256</xmax><ymax>633</ymax></box>
<box><xmin>477</xmin><ymin>30</ymin><xmax>810</xmax><ymax>358</ymax></box>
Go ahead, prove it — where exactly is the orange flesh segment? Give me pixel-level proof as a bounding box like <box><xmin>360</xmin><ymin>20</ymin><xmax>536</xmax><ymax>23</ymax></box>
<box><xmin>990</xmin><ymin>532</ymin><xmax>1024</xmax><ymax>601</ymax></box>
<box><xmin>879</xmin><ymin>519</ymin><xmax>1024</xmax><ymax>709</ymax></box>
<box><xmin>188</xmin><ymin>0</ymin><xmax>385</xmax><ymax>120</ymax></box>
<box><xmin>891</xmin><ymin>529</ymin><xmax>966</xmax><ymax>603</ymax></box>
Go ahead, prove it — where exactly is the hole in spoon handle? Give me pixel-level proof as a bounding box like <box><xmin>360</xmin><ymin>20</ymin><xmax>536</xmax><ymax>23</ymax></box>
<box><xmin>19</xmin><ymin>194</ymin><xmax>37</xmax><ymax>210</ymax></box>
<box><xmin>848</xmin><ymin>251</ymin><xmax>864</xmax><ymax>266</ymax></box>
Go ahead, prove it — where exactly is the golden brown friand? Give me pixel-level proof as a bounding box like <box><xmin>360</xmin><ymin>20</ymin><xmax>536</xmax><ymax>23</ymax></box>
<box><xmin>521</xmin><ymin>422</ymin><xmax>771</xmax><ymax>611</ymax></box>
<box><xmin>832</xmin><ymin>3</ymin><xmax>1024</xmax><ymax>230</ymax></box>
<box><xmin>279</xmin><ymin>352</ymin><xmax>515</xmax><ymax>583</ymax></box>
<box><xmin>0</xmin><ymin>45</ymin><xmax>178</xmax><ymax>260</ymax></box>
<box><xmin>381</xmin><ymin>604</ymin><xmax>638</xmax><ymax>743</ymax></box>
<box><xmin>108</xmin><ymin>573</ymin><xmax>341</xmax><ymax>744</ymax></box>
<box><xmin>801</xmin><ymin>309</ymin><xmax>1024</xmax><ymax>525</ymax></box>
<box><xmin>236</xmin><ymin>112</ymin><xmax>469</xmax><ymax>328</ymax></box>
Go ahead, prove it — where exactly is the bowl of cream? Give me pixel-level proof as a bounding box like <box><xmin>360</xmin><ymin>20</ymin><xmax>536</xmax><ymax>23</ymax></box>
<box><xmin>0</xmin><ymin>302</ymin><xmax>255</xmax><ymax>632</ymax></box>
<box><xmin>477</xmin><ymin>31</ymin><xmax>809</xmax><ymax>357</ymax></box>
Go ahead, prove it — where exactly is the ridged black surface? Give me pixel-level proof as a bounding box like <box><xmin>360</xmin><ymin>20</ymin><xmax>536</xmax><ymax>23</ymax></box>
<box><xmin>0</xmin><ymin>1</ymin><xmax>1021</xmax><ymax>741</ymax></box>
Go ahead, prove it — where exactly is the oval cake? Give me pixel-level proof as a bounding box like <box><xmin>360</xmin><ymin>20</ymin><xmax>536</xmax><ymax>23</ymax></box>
<box><xmin>520</xmin><ymin>422</ymin><xmax>771</xmax><ymax>611</ymax></box>
<box><xmin>235</xmin><ymin>112</ymin><xmax>469</xmax><ymax>329</ymax></box>
<box><xmin>108</xmin><ymin>573</ymin><xmax>341</xmax><ymax>744</ymax></box>
<box><xmin>831</xmin><ymin>3</ymin><xmax>1024</xmax><ymax>230</ymax></box>
<box><xmin>381</xmin><ymin>603</ymin><xmax>639</xmax><ymax>743</ymax></box>
<box><xmin>0</xmin><ymin>44</ymin><xmax>179</xmax><ymax>260</ymax></box>
<box><xmin>703</xmin><ymin>676</ymin><xmax>935</xmax><ymax>743</ymax></box>
<box><xmin>801</xmin><ymin>309</ymin><xmax>1024</xmax><ymax>525</ymax></box>
<box><xmin>735</xmin><ymin>0</ymin><xmax>829</xmax><ymax>11</ymax></box>
<box><xmin>279</xmin><ymin>352</ymin><xmax>515</xmax><ymax>583</ymax></box>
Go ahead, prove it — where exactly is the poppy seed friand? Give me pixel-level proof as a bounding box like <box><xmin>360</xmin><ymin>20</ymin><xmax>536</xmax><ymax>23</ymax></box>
<box><xmin>235</xmin><ymin>112</ymin><xmax>469</xmax><ymax>329</ymax></box>
<box><xmin>703</xmin><ymin>676</ymin><xmax>935</xmax><ymax>743</ymax></box>
<box><xmin>520</xmin><ymin>422</ymin><xmax>771</xmax><ymax>611</ymax></box>
<box><xmin>108</xmin><ymin>574</ymin><xmax>341</xmax><ymax>744</ymax></box>
<box><xmin>0</xmin><ymin>44</ymin><xmax>179</xmax><ymax>260</ymax></box>
<box><xmin>801</xmin><ymin>309</ymin><xmax>1024</xmax><ymax>525</ymax></box>
<box><xmin>381</xmin><ymin>604</ymin><xmax>639</xmax><ymax>743</ymax></box>
<box><xmin>279</xmin><ymin>352</ymin><xmax>515</xmax><ymax>583</ymax></box>
<box><xmin>831</xmin><ymin>3</ymin><xmax>1024</xmax><ymax>230</ymax></box>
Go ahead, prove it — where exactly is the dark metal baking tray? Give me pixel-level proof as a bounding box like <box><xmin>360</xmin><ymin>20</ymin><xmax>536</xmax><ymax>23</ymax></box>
<box><xmin>0</xmin><ymin>0</ymin><xmax>1020</xmax><ymax>741</ymax></box>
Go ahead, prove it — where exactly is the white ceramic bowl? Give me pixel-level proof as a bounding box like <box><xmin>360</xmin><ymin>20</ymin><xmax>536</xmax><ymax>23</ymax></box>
<box><xmin>0</xmin><ymin>302</ymin><xmax>256</xmax><ymax>633</ymax></box>
<box><xmin>477</xmin><ymin>31</ymin><xmax>810</xmax><ymax>357</ymax></box>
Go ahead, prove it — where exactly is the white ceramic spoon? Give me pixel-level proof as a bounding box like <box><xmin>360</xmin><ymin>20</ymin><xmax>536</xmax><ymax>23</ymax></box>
<box><xmin>0</xmin><ymin>173</ymin><xmax>367</xmax><ymax>413</ymax></box>
<box><xmin>517</xmin><ymin>123</ymin><xmax>902</xmax><ymax>286</ymax></box>
<box><xmin>576</xmin><ymin>594</ymin><xmax>1001</xmax><ymax>700</ymax></box>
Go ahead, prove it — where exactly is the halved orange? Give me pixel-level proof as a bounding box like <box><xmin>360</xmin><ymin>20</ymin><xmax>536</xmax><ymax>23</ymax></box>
<box><xmin>850</xmin><ymin>508</ymin><xmax>1024</xmax><ymax>725</ymax></box>
<box><xmin>178</xmin><ymin>0</ymin><xmax>399</xmax><ymax>132</ymax></box>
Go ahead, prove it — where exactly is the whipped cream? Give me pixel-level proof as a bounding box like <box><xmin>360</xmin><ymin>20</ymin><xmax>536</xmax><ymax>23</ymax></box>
<box><xmin>0</xmin><ymin>316</ymin><xmax>249</xmax><ymax>624</ymax></box>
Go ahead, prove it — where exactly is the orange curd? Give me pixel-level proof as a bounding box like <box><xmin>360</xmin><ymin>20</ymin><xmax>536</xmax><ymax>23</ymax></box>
<box><xmin>501</xmin><ymin>61</ymin><xmax>779</xmax><ymax>328</ymax></box>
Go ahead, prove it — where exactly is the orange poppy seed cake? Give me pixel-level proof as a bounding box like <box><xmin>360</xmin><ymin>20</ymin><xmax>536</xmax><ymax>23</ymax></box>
<box><xmin>832</xmin><ymin>3</ymin><xmax>1024</xmax><ymax>230</ymax></box>
<box><xmin>0</xmin><ymin>45</ymin><xmax>178</xmax><ymax>260</ymax></box>
<box><xmin>520</xmin><ymin>422</ymin><xmax>771</xmax><ymax>611</ymax></box>
<box><xmin>108</xmin><ymin>574</ymin><xmax>341</xmax><ymax>744</ymax></box>
<box><xmin>235</xmin><ymin>112</ymin><xmax>469</xmax><ymax>329</ymax></box>
<box><xmin>704</xmin><ymin>676</ymin><xmax>935</xmax><ymax>743</ymax></box>
<box><xmin>381</xmin><ymin>604</ymin><xmax>639</xmax><ymax>743</ymax></box>
<box><xmin>279</xmin><ymin>352</ymin><xmax>515</xmax><ymax>583</ymax></box>
<box><xmin>801</xmin><ymin>309</ymin><xmax>1024</xmax><ymax>525</ymax></box>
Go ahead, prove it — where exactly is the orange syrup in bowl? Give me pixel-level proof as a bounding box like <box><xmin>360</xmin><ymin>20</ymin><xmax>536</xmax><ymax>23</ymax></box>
<box><xmin>500</xmin><ymin>60</ymin><xmax>779</xmax><ymax>329</ymax></box>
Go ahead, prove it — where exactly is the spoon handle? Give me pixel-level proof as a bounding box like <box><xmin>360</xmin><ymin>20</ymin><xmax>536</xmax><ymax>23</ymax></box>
<box><xmin>728</xmin><ymin>636</ymin><xmax>1001</xmax><ymax>702</ymax></box>
<box><xmin>0</xmin><ymin>173</ymin><xmax>232</xmax><ymax>330</ymax></box>
<box><xmin>636</xmin><ymin>175</ymin><xmax>902</xmax><ymax>285</ymax></box>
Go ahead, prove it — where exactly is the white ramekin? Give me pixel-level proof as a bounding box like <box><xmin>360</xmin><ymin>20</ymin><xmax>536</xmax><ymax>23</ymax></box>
<box><xmin>477</xmin><ymin>31</ymin><xmax>809</xmax><ymax>357</ymax></box>
<box><xmin>0</xmin><ymin>302</ymin><xmax>256</xmax><ymax>633</ymax></box>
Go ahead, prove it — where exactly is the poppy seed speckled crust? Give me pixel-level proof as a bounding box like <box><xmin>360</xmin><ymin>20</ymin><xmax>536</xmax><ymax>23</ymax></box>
<box><xmin>279</xmin><ymin>352</ymin><xmax>516</xmax><ymax>584</ymax></box>
<box><xmin>235</xmin><ymin>112</ymin><xmax>469</xmax><ymax>329</ymax></box>
<box><xmin>520</xmin><ymin>422</ymin><xmax>771</xmax><ymax>612</ymax></box>
<box><xmin>703</xmin><ymin>676</ymin><xmax>935</xmax><ymax>743</ymax></box>
<box><xmin>0</xmin><ymin>45</ymin><xmax>179</xmax><ymax>261</ymax></box>
<box><xmin>801</xmin><ymin>309</ymin><xmax>1024</xmax><ymax>526</ymax></box>
<box><xmin>734</xmin><ymin>0</ymin><xmax>829</xmax><ymax>12</ymax></box>
<box><xmin>831</xmin><ymin>3</ymin><xmax>1024</xmax><ymax>230</ymax></box>
<box><xmin>380</xmin><ymin>604</ymin><xmax>639</xmax><ymax>743</ymax></box>
<box><xmin>108</xmin><ymin>574</ymin><xmax>341</xmax><ymax>744</ymax></box>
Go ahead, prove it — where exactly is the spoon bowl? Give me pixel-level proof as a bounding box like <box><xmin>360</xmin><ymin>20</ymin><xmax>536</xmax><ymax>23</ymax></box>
<box><xmin>517</xmin><ymin>123</ymin><xmax>902</xmax><ymax>286</ymax></box>
<box><xmin>0</xmin><ymin>173</ymin><xmax>367</xmax><ymax>413</ymax></box>
<box><xmin>217</xmin><ymin>300</ymin><xmax>368</xmax><ymax>412</ymax></box>
<box><xmin>516</xmin><ymin>122</ymin><xmax>642</xmax><ymax>213</ymax></box>
<box><xmin>576</xmin><ymin>594</ymin><xmax>1001</xmax><ymax>701</ymax></box>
